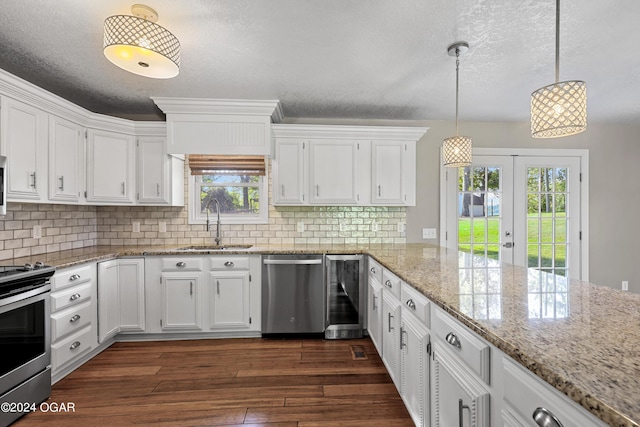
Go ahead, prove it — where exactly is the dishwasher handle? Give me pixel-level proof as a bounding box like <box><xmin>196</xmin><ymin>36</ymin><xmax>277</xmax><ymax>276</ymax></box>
<box><xmin>263</xmin><ymin>259</ymin><xmax>323</xmax><ymax>265</ymax></box>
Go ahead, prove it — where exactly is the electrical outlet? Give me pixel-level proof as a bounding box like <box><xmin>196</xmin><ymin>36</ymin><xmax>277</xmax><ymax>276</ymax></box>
<box><xmin>422</xmin><ymin>228</ymin><xmax>437</xmax><ymax>239</ymax></box>
<box><xmin>296</xmin><ymin>221</ymin><xmax>305</xmax><ymax>233</ymax></box>
<box><xmin>622</xmin><ymin>281</ymin><xmax>629</xmax><ymax>291</ymax></box>
<box><xmin>339</xmin><ymin>221</ymin><xmax>346</xmax><ymax>233</ymax></box>
<box><xmin>32</xmin><ymin>225</ymin><xmax>42</xmax><ymax>239</ymax></box>
<box><xmin>158</xmin><ymin>222</ymin><xmax>167</xmax><ymax>233</ymax></box>
<box><xmin>397</xmin><ymin>221</ymin><xmax>406</xmax><ymax>234</ymax></box>
<box><xmin>372</xmin><ymin>220</ymin><xmax>379</xmax><ymax>232</ymax></box>
<box><xmin>132</xmin><ymin>221</ymin><xmax>140</xmax><ymax>233</ymax></box>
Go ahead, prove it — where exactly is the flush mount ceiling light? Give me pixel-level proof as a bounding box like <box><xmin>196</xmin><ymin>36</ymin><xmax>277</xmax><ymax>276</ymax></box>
<box><xmin>442</xmin><ymin>41</ymin><xmax>472</xmax><ymax>168</ymax></box>
<box><xmin>531</xmin><ymin>0</ymin><xmax>586</xmax><ymax>138</ymax></box>
<box><xmin>104</xmin><ymin>4</ymin><xmax>180</xmax><ymax>79</ymax></box>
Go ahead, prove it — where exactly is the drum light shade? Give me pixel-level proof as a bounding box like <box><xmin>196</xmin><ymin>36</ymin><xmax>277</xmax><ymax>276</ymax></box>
<box><xmin>104</xmin><ymin>5</ymin><xmax>180</xmax><ymax>79</ymax></box>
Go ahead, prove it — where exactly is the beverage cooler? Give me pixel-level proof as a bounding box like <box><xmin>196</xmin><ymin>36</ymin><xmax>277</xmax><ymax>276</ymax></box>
<box><xmin>325</xmin><ymin>255</ymin><xmax>365</xmax><ymax>339</ymax></box>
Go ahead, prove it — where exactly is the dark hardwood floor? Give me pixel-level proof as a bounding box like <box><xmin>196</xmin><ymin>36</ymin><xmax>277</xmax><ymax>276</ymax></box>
<box><xmin>14</xmin><ymin>338</ymin><xmax>413</xmax><ymax>426</ymax></box>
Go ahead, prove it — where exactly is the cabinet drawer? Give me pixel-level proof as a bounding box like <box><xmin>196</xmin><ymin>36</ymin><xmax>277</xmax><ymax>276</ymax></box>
<box><xmin>433</xmin><ymin>307</ymin><xmax>490</xmax><ymax>384</ymax></box>
<box><xmin>51</xmin><ymin>300</ymin><xmax>92</xmax><ymax>342</ymax></box>
<box><xmin>50</xmin><ymin>282</ymin><xmax>91</xmax><ymax>312</ymax></box>
<box><xmin>502</xmin><ymin>358</ymin><xmax>607</xmax><ymax>427</ymax></box>
<box><xmin>51</xmin><ymin>265</ymin><xmax>92</xmax><ymax>291</ymax></box>
<box><xmin>51</xmin><ymin>325</ymin><xmax>93</xmax><ymax>371</ymax></box>
<box><xmin>209</xmin><ymin>256</ymin><xmax>249</xmax><ymax>270</ymax></box>
<box><xmin>400</xmin><ymin>283</ymin><xmax>431</xmax><ymax>328</ymax></box>
<box><xmin>381</xmin><ymin>269</ymin><xmax>401</xmax><ymax>300</ymax></box>
<box><xmin>368</xmin><ymin>257</ymin><xmax>383</xmax><ymax>284</ymax></box>
<box><xmin>161</xmin><ymin>257</ymin><xmax>203</xmax><ymax>271</ymax></box>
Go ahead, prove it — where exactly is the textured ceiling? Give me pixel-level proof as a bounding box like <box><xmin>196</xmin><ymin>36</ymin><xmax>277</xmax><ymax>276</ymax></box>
<box><xmin>0</xmin><ymin>0</ymin><xmax>638</xmax><ymax>123</ymax></box>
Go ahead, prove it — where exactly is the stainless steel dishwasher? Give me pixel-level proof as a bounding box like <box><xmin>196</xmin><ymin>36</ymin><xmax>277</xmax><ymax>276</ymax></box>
<box><xmin>262</xmin><ymin>255</ymin><xmax>325</xmax><ymax>335</ymax></box>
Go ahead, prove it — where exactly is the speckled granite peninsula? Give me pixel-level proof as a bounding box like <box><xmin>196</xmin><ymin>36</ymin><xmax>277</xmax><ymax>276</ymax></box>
<box><xmin>11</xmin><ymin>243</ymin><xmax>640</xmax><ymax>426</ymax></box>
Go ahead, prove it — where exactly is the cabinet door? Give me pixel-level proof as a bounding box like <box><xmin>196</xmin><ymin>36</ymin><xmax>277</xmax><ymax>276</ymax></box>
<box><xmin>367</xmin><ymin>277</ymin><xmax>383</xmax><ymax>354</ymax></box>
<box><xmin>432</xmin><ymin>343</ymin><xmax>490</xmax><ymax>427</ymax></box>
<box><xmin>98</xmin><ymin>260</ymin><xmax>120</xmax><ymax>343</ymax></box>
<box><xmin>381</xmin><ymin>291</ymin><xmax>402</xmax><ymax>390</ymax></box>
<box><xmin>161</xmin><ymin>273</ymin><xmax>201</xmax><ymax>331</ymax></box>
<box><xmin>137</xmin><ymin>136</ymin><xmax>167</xmax><ymax>204</ymax></box>
<box><xmin>209</xmin><ymin>271</ymin><xmax>251</xmax><ymax>329</ymax></box>
<box><xmin>273</xmin><ymin>139</ymin><xmax>307</xmax><ymax>205</ymax></box>
<box><xmin>86</xmin><ymin>129</ymin><xmax>135</xmax><ymax>203</ymax></box>
<box><xmin>49</xmin><ymin>115</ymin><xmax>83</xmax><ymax>202</ymax></box>
<box><xmin>401</xmin><ymin>312</ymin><xmax>430</xmax><ymax>427</ymax></box>
<box><xmin>309</xmin><ymin>139</ymin><xmax>359</xmax><ymax>204</ymax></box>
<box><xmin>372</xmin><ymin>141</ymin><xmax>411</xmax><ymax>205</ymax></box>
<box><xmin>118</xmin><ymin>258</ymin><xmax>145</xmax><ymax>332</ymax></box>
<box><xmin>1</xmin><ymin>97</ymin><xmax>48</xmax><ymax>201</ymax></box>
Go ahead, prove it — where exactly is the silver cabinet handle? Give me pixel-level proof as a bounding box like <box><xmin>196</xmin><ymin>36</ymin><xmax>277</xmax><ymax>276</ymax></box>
<box><xmin>372</xmin><ymin>294</ymin><xmax>377</xmax><ymax>311</ymax></box>
<box><xmin>378</xmin><ymin>185</ymin><xmax>381</xmax><ymax>196</ymax></box>
<box><xmin>281</xmin><ymin>184</ymin><xmax>285</xmax><ymax>197</ymax></box>
<box><xmin>446</xmin><ymin>332</ymin><xmax>461</xmax><ymax>349</ymax></box>
<box><xmin>315</xmin><ymin>184</ymin><xmax>319</xmax><ymax>196</ymax></box>
<box><xmin>458</xmin><ymin>399</ymin><xmax>470</xmax><ymax>427</ymax></box>
<box><xmin>370</xmin><ymin>267</ymin><xmax>376</xmax><ymax>274</ymax></box>
<box><xmin>69</xmin><ymin>293</ymin><xmax>81</xmax><ymax>301</ymax></box>
<box><xmin>157</xmin><ymin>183</ymin><xmax>160</xmax><ymax>197</ymax></box>
<box><xmin>121</xmin><ymin>182</ymin><xmax>125</xmax><ymax>195</ymax></box>
<box><xmin>69</xmin><ymin>341</ymin><xmax>81</xmax><ymax>350</ymax></box>
<box><xmin>388</xmin><ymin>312</ymin><xmax>394</xmax><ymax>332</ymax></box>
<box><xmin>224</xmin><ymin>261</ymin><xmax>234</xmax><ymax>268</ymax></box>
<box><xmin>69</xmin><ymin>314</ymin><xmax>81</xmax><ymax>323</ymax></box>
<box><xmin>190</xmin><ymin>281</ymin><xmax>193</xmax><ymax>296</ymax></box>
<box><xmin>58</xmin><ymin>176</ymin><xmax>64</xmax><ymax>191</ymax></box>
<box><xmin>30</xmin><ymin>172</ymin><xmax>37</xmax><ymax>189</ymax></box>
<box><xmin>176</xmin><ymin>262</ymin><xmax>186</xmax><ymax>268</ymax></box>
<box><xmin>400</xmin><ymin>327</ymin><xmax>406</xmax><ymax>350</ymax></box>
<box><xmin>533</xmin><ymin>407</ymin><xmax>564</xmax><ymax>427</ymax></box>
<box><xmin>406</xmin><ymin>299</ymin><xmax>416</xmax><ymax>310</ymax></box>
<box><xmin>216</xmin><ymin>280</ymin><xmax>220</xmax><ymax>295</ymax></box>
<box><xmin>384</xmin><ymin>279</ymin><xmax>392</xmax><ymax>289</ymax></box>
<box><xmin>69</xmin><ymin>274</ymin><xmax>81</xmax><ymax>282</ymax></box>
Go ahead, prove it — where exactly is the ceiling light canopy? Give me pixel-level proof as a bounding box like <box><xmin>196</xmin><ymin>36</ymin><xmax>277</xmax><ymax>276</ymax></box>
<box><xmin>531</xmin><ymin>0</ymin><xmax>586</xmax><ymax>138</ymax></box>
<box><xmin>104</xmin><ymin>4</ymin><xmax>180</xmax><ymax>79</ymax></box>
<box><xmin>443</xmin><ymin>42</ymin><xmax>472</xmax><ymax>168</ymax></box>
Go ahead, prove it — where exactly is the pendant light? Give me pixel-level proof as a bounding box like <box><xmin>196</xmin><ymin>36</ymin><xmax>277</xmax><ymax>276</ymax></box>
<box><xmin>443</xmin><ymin>42</ymin><xmax>472</xmax><ymax>168</ymax></box>
<box><xmin>531</xmin><ymin>0</ymin><xmax>586</xmax><ymax>138</ymax></box>
<box><xmin>104</xmin><ymin>4</ymin><xmax>180</xmax><ymax>79</ymax></box>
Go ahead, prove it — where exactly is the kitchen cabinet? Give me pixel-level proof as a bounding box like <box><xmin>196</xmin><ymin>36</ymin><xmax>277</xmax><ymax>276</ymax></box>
<box><xmin>1</xmin><ymin>96</ymin><xmax>48</xmax><ymax>201</ymax></box>
<box><xmin>86</xmin><ymin>128</ymin><xmax>135</xmax><ymax>204</ymax></box>
<box><xmin>367</xmin><ymin>270</ymin><xmax>383</xmax><ymax>354</ymax></box>
<box><xmin>309</xmin><ymin>139</ymin><xmax>360</xmax><ymax>204</ymax></box>
<box><xmin>372</xmin><ymin>140</ymin><xmax>416</xmax><ymax>205</ymax></box>
<box><xmin>116</xmin><ymin>258</ymin><xmax>145</xmax><ymax>333</ymax></box>
<box><xmin>48</xmin><ymin>115</ymin><xmax>84</xmax><ymax>203</ymax></box>
<box><xmin>97</xmin><ymin>260</ymin><xmax>120</xmax><ymax>343</ymax></box>
<box><xmin>381</xmin><ymin>290</ymin><xmax>402</xmax><ymax>391</ymax></box>
<box><xmin>160</xmin><ymin>272</ymin><xmax>202</xmax><ymax>331</ymax></box>
<box><xmin>209</xmin><ymin>270</ymin><xmax>251</xmax><ymax>329</ymax></box>
<box><xmin>400</xmin><ymin>309</ymin><xmax>430</xmax><ymax>427</ymax></box>
<box><xmin>50</xmin><ymin>263</ymin><xmax>96</xmax><ymax>380</ymax></box>
<box><xmin>272</xmin><ymin>138</ymin><xmax>307</xmax><ymax>204</ymax></box>
<box><xmin>136</xmin><ymin>136</ymin><xmax>185</xmax><ymax>206</ymax></box>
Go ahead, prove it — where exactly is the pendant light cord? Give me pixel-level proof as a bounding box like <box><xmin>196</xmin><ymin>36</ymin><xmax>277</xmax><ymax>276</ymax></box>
<box><xmin>455</xmin><ymin>50</ymin><xmax>460</xmax><ymax>135</ymax></box>
<box><xmin>555</xmin><ymin>0</ymin><xmax>560</xmax><ymax>83</ymax></box>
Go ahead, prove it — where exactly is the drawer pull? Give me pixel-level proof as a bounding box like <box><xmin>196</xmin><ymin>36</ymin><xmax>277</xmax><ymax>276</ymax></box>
<box><xmin>533</xmin><ymin>407</ymin><xmax>564</xmax><ymax>427</ymax></box>
<box><xmin>370</xmin><ymin>267</ymin><xmax>376</xmax><ymax>274</ymax></box>
<box><xmin>405</xmin><ymin>299</ymin><xmax>416</xmax><ymax>310</ymax></box>
<box><xmin>69</xmin><ymin>293</ymin><xmax>81</xmax><ymax>301</ymax></box>
<box><xmin>69</xmin><ymin>341</ymin><xmax>81</xmax><ymax>350</ymax></box>
<box><xmin>446</xmin><ymin>332</ymin><xmax>461</xmax><ymax>349</ymax></box>
<box><xmin>69</xmin><ymin>274</ymin><xmax>81</xmax><ymax>281</ymax></box>
<box><xmin>176</xmin><ymin>262</ymin><xmax>186</xmax><ymax>268</ymax></box>
<box><xmin>384</xmin><ymin>279</ymin><xmax>392</xmax><ymax>288</ymax></box>
<box><xmin>224</xmin><ymin>261</ymin><xmax>234</xmax><ymax>268</ymax></box>
<box><xmin>69</xmin><ymin>314</ymin><xmax>81</xmax><ymax>323</ymax></box>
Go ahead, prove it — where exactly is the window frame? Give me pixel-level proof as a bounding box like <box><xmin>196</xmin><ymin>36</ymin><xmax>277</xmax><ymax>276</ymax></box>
<box><xmin>188</xmin><ymin>165</ymin><xmax>269</xmax><ymax>225</ymax></box>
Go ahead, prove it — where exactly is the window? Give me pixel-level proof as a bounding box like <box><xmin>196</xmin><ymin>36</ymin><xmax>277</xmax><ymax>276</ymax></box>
<box><xmin>188</xmin><ymin>155</ymin><xmax>268</xmax><ymax>224</ymax></box>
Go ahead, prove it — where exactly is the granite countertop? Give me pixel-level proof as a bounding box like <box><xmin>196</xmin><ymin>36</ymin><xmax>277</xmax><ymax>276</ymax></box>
<box><xmin>11</xmin><ymin>243</ymin><xmax>640</xmax><ymax>426</ymax></box>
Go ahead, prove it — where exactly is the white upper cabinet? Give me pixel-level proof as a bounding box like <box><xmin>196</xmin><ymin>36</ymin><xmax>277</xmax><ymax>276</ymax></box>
<box><xmin>272</xmin><ymin>138</ymin><xmax>307</xmax><ymax>205</ymax></box>
<box><xmin>151</xmin><ymin>97</ymin><xmax>283</xmax><ymax>155</ymax></box>
<box><xmin>86</xmin><ymin>129</ymin><xmax>135</xmax><ymax>204</ymax></box>
<box><xmin>136</xmin><ymin>136</ymin><xmax>184</xmax><ymax>206</ymax></box>
<box><xmin>271</xmin><ymin>124</ymin><xmax>427</xmax><ymax>206</ymax></box>
<box><xmin>310</xmin><ymin>139</ymin><xmax>360</xmax><ymax>204</ymax></box>
<box><xmin>49</xmin><ymin>115</ymin><xmax>84</xmax><ymax>203</ymax></box>
<box><xmin>372</xmin><ymin>140</ymin><xmax>416</xmax><ymax>205</ymax></box>
<box><xmin>1</xmin><ymin>96</ymin><xmax>48</xmax><ymax>201</ymax></box>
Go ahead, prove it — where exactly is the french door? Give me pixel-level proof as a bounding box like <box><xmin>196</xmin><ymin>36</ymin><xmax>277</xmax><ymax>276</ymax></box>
<box><xmin>442</xmin><ymin>150</ymin><xmax>587</xmax><ymax>281</ymax></box>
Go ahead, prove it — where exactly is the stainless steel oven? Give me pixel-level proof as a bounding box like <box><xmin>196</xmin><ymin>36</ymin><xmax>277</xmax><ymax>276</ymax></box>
<box><xmin>0</xmin><ymin>156</ymin><xmax>6</xmax><ymax>216</ymax></box>
<box><xmin>0</xmin><ymin>264</ymin><xmax>55</xmax><ymax>427</ymax></box>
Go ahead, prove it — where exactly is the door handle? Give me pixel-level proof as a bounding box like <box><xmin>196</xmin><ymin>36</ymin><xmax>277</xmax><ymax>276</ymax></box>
<box><xmin>503</xmin><ymin>242</ymin><xmax>514</xmax><ymax>248</ymax></box>
<box><xmin>190</xmin><ymin>281</ymin><xmax>193</xmax><ymax>296</ymax></box>
<box><xmin>388</xmin><ymin>312</ymin><xmax>394</xmax><ymax>332</ymax></box>
<box><xmin>59</xmin><ymin>176</ymin><xmax>64</xmax><ymax>191</ymax></box>
<box><xmin>216</xmin><ymin>280</ymin><xmax>220</xmax><ymax>295</ymax></box>
<box><xmin>458</xmin><ymin>399</ymin><xmax>470</xmax><ymax>427</ymax></box>
<box><xmin>372</xmin><ymin>294</ymin><xmax>377</xmax><ymax>311</ymax></box>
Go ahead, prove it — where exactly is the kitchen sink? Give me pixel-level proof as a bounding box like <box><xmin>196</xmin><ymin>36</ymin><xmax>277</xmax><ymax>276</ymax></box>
<box><xmin>173</xmin><ymin>245</ymin><xmax>253</xmax><ymax>252</ymax></box>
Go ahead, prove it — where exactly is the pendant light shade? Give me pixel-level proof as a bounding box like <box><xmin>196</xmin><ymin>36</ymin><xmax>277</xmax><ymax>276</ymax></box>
<box><xmin>104</xmin><ymin>4</ymin><xmax>180</xmax><ymax>79</ymax></box>
<box><xmin>443</xmin><ymin>42</ymin><xmax>472</xmax><ymax>168</ymax></box>
<box><xmin>531</xmin><ymin>0</ymin><xmax>586</xmax><ymax>138</ymax></box>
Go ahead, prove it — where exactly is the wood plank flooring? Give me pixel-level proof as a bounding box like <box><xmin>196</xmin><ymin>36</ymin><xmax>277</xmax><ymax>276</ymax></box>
<box><xmin>14</xmin><ymin>338</ymin><xmax>413</xmax><ymax>426</ymax></box>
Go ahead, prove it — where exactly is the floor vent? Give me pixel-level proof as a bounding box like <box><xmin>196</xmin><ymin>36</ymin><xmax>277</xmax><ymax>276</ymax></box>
<box><xmin>350</xmin><ymin>345</ymin><xmax>368</xmax><ymax>361</ymax></box>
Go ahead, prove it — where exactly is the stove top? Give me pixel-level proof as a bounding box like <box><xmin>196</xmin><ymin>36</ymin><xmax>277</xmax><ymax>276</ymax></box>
<box><xmin>0</xmin><ymin>263</ymin><xmax>56</xmax><ymax>298</ymax></box>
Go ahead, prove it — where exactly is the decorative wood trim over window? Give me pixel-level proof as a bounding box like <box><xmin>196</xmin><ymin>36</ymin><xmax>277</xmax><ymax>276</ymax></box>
<box><xmin>187</xmin><ymin>155</ymin><xmax>266</xmax><ymax>176</ymax></box>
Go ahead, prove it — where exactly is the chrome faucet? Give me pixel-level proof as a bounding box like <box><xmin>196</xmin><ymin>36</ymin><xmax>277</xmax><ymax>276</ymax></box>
<box><xmin>205</xmin><ymin>198</ymin><xmax>221</xmax><ymax>246</ymax></box>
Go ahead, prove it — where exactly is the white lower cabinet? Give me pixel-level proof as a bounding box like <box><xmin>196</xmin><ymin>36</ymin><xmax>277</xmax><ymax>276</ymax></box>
<box><xmin>161</xmin><ymin>272</ymin><xmax>202</xmax><ymax>331</ymax></box>
<box><xmin>400</xmin><ymin>310</ymin><xmax>430</xmax><ymax>427</ymax></box>
<box><xmin>367</xmin><ymin>275</ymin><xmax>383</xmax><ymax>354</ymax></box>
<box><xmin>381</xmin><ymin>285</ymin><xmax>402</xmax><ymax>390</ymax></box>
<box><xmin>209</xmin><ymin>270</ymin><xmax>251</xmax><ymax>329</ymax></box>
